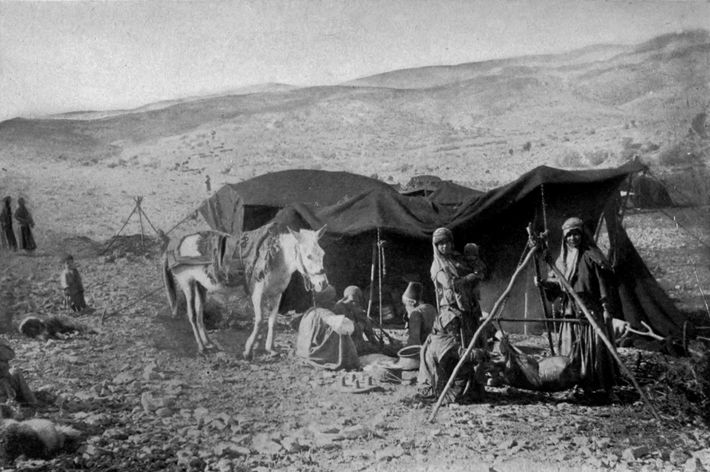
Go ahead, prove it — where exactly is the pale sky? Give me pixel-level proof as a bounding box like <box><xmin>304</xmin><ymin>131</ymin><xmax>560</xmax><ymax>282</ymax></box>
<box><xmin>1</xmin><ymin>0</ymin><xmax>708</xmax><ymax>121</ymax></box>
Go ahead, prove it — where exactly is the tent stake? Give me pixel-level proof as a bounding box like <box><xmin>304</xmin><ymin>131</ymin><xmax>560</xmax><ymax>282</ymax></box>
<box><xmin>428</xmin><ymin>245</ymin><xmax>537</xmax><ymax>422</ymax></box>
<box><xmin>545</xmin><ymin>257</ymin><xmax>661</xmax><ymax>422</ymax></box>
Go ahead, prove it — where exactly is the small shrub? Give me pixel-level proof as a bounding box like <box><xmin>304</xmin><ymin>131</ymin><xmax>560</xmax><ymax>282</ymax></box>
<box><xmin>658</xmin><ymin>143</ymin><xmax>696</xmax><ymax>166</ymax></box>
<box><xmin>522</xmin><ymin>142</ymin><xmax>532</xmax><ymax>152</ymax></box>
<box><xmin>584</xmin><ymin>149</ymin><xmax>610</xmax><ymax>166</ymax></box>
<box><xmin>556</xmin><ymin>148</ymin><xmax>585</xmax><ymax>168</ymax></box>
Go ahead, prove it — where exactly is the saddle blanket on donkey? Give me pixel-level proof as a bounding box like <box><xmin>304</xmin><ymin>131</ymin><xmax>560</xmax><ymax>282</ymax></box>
<box><xmin>165</xmin><ymin>223</ymin><xmax>281</xmax><ymax>288</ymax></box>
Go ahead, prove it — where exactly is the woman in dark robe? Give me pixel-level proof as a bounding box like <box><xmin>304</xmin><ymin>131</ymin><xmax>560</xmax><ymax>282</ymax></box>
<box><xmin>1</xmin><ymin>197</ymin><xmax>17</xmax><ymax>251</ymax></box>
<box><xmin>538</xmin><ymin>217</ymin><xmax>619</xmax><ymax>397</ymax></box>
<box><xmin>14</xmin><ymin>197</ymin><xmax>36</xmax><ymax>252</ymax></box>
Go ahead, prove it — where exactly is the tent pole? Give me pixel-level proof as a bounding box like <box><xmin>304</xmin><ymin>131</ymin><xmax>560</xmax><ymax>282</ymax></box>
<box><xmin>428</xmin><ymin>245</ymin><xmax>537</xmax><ymax>423</ymax></box>
<box><xmin>377</xmin><ymin>227</ymin><xmax>383</xmax><ymax>326</ymax></box>
<box><xmin>545</xmin><ymin>257</ymin><xmax>661</xmax><ymax>422</ymax></box>
<box><xmin>100</xmin><ymin>203</ymin><xmax>139</xmax><ymax>255</ymax></box>
<box><xmin>136</xmin><ymin>197</ymin><xmax>145</xmax><ymax>247</ymax></box>
<box><xmin>366</xmin><ymin>242</ymin><xmax>377</xmax><ymax>319</ymax></box>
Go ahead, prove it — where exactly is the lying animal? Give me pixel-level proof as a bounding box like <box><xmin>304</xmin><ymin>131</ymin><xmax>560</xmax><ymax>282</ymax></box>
<box><xmin>18</xmin><ymin>315</ymin><xmax>96</xmax><ymax>340</ymax></box>
<box><xmin>0</xmin><ymin>418</ymin><xmax>82</xmax><ymax>461</ymax></box>
<box><xmin>498</xmin><ymin>335</ymin><xmax>581</xmax><ymax>392</ymax></box>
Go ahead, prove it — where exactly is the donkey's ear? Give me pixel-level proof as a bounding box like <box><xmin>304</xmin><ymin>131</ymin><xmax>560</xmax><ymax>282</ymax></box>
<box><xmin>316</xmin><ymin>225</ymin><xmax>328</xmax><ymax>239</ymax></box>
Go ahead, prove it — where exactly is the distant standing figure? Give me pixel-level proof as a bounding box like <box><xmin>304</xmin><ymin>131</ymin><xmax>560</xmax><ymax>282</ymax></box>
<box><xmin>14</xmin><ymin>197</ymin><xmax>36</xmax><ymax>252</ymax></box>
<box><xmin>401</xmin><ymin>281</ymin><xmax>436</xmax><ymax>346</ymax></box>
<box><xmin>0</xmin><ymin>196</ymin><xmax>17</xmax><ymax>251</ymax></box>
<box><xmin>60</xmin><ymin>254</ymin><xmax>88</xmax><ymax>312</ymax></box>
<box><xmin>205</xmin><ymin>175</ymin><xmax>211</xmax><ymax>193</ymax></box>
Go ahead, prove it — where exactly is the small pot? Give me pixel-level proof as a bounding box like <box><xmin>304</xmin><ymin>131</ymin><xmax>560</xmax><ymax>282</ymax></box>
<box><xmin>393</xmin><ymin>344</ymin><xmax>421</xmax><ymax>371</ymax></box>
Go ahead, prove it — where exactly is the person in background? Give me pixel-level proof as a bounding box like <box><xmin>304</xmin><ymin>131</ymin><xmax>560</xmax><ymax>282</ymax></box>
<box><xmin>536</xmin><ymin>216</ymin><xmax>619</xmax><ymax>399</ymax></box>
<box><xmin>60</xmin><ymin>254</ymin><xmax>88</xmax><ymax>313</ymax></box>
<box><xmin>401</xmin><ymin>281</ymin><xmax>436</xmax><ymax>346</ymax></box>
<box><xmin>0</xmin><ymin>338</ymin><xmax>38</xmax><ymax>408</ymax></box>
<box><xmin>14</xmin><ymin>197</ymin><xmax>36</xmax><ymax>253</ymax></box>
<box><xmin>295</xmin><ymin>286</ymin><xmax>360</xmax><ymax>370</ymax></box>
<box><xmin>0</xmin><ymin>196</ymin><xmax>17</xmax><ymax>251</ymax></box>
<box><xmin>334</xmin><ymin>285</ymin><xmax>381</xmax><ymax>355</ymax></box>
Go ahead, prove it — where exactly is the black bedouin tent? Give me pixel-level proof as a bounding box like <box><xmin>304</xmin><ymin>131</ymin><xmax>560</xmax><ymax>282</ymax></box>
<box><xmin>200</xmin><ymin>162</ymin><xmax>689</xmax><ymax>339</ymax></box>
<box><xmin>199</xmin><ymin>169</ymin><xmax>397</xmax><ymax>234</ymax></box>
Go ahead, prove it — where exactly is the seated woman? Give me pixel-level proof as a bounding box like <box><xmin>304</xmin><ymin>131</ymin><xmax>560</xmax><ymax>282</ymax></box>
<box><xmin>333</xmin><ymin>285</ymin><xmax>382</xmax><ymax>355</ymax></box>
<box><xmin>295</xmin><ymin>286</ymin><xmax>360</xmax><ymax>370</ymax></box>
<box><xmin>401</xmin><ymin>281</ymin><xmax>436</xmax><ymax>346</ymax></box>
<box><xmin>416</xmin><ymin>310</ymin><xmax>485</xmax><ymax>405</ymax></box>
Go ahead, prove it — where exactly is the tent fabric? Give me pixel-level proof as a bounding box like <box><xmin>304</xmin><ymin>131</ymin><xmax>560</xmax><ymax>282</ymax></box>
<box><xmin>629</xmin><ymin>174</ymin><xmax>674</xmax><ymax>208</ymax></box>
<box><xmin>200</xmin><ymin>161</ymin><xmax>689</xmax><ymax>340</ymax></box>
<box><xmin>400</xmin><ymin>180</ymin><xmax>485</xmax><ymax>208</ymax></box>
<box><xmin>198</xmin><ymin>169</ymin><xmax>397</xmax><ymax>234</ymax></box>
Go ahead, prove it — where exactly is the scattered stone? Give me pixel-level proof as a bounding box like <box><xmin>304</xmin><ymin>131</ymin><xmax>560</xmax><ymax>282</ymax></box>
<box><xmin>376</xmin><ymin>445</ymin><xmax>405</xmax><ymax>461</ymax></box>
<box><xmin>215</xmin><ymin>458</ymin><xmax>233</xmax><ymax>472</ymax></box>
<box><xmin>338</xmin><ymin>424</ymin><xmax>370</xmax><ymax>440</ymax></box>
<box><xmin>622</xmin><ymin>446</ymin><xmax>649</xmax><ymax>461</ymax></box>
<box><xmin>155</xmin><ymin>407</ymin><xmax>173</xmax><ymax>417</ymax></box>
<box><xmin>112</xmin><ymin>371</ymin><xmax>135</xmax><ymax>385</ymax></box>
<box><xmin>143</xmin><ymin>364</ymin><xmax>160</xmax><ymax>381</ymax></box>
<box><xmin>671</xmin><ymin>448</ymin><xmax>691</xmax><ymax>466</ymax></box>
<box><xmin>213</xmin><ymin>441</ymin><xmax>250</xmax><ymax>457</ymax></box>
<box><xmin>141</xmin><ymin>392</ymin><xmax>156</xmax><ymax>413</ymax></box>
<box><xmin>193</xmin><ymin>407</ymin><xmax>210</xmax><ymax>420</ymax></box>
<box><xmin>685</xmin><ymin>457</ymin><xmax>708</xmax><ymax>472</ymax></box>
<box><xmin>281</xmin><ymin>436</ymin><xmax>307</xmax><ymax>453</ymax></box>
<box><xmin>499</xmin><ymin>438</ymin><xmax>518</xmax><ymax>450</ymax></box>
<box><xmin>252</xmin><ymin>433</ymin><xmax>283</xmax><ymax>455</ymax></box>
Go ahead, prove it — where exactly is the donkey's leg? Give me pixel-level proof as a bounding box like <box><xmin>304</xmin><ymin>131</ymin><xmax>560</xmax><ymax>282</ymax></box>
<box><xmin>243</xmin><ymin>282</ymin><xmax>264</xmax><ymax>359</ymax></box>
<box><xmin>264</xmin><ymin>293</ymin><xmax>284</xmax><ymax>356</ymax></box>
<box><xmin>184</xmin><ymin>281</ymin><xmax>206</xmax><ymax>354</ymax></box>
<box><xmin>194</xmin><ymin>284</ymin><xmax>216</xmax><ymax>350</ymax></box>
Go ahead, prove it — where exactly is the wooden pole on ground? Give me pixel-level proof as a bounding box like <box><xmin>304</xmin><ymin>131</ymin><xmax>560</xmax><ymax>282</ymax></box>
<box><xmin>428</xmin><ymin>245</ymin><xmax>537</xmax><ymax>422</ymax></box>
<box><xmin>545</xmin><ymin>258</ymin><xmax>661</xmax><ymax>422</ymax></box>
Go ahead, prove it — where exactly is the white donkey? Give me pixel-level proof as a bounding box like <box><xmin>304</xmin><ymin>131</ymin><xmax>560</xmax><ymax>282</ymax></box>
<box><xmin>162</xmin><ymin>223</ymin><xmax>328</xmax><ymax>358</ymax></box>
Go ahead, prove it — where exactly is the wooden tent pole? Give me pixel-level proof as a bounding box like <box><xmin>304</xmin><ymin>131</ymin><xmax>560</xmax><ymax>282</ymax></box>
<box><xmin>428</xmin><ymin>245</ymin><xmax>537</xmax><ymax>422</ymax></box>
<box><xmin>545</xmin><ymin>258</ymin><xmax>661</xmax><ymax>422</ymax></box>
<box><xmin>366</xmin><ymin>241</ymin><xmax>377</xmax><ymax>319</ymax></box>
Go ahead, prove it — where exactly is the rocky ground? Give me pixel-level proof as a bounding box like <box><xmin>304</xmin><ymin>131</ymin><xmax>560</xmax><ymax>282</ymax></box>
<box><xmin>0</xmin><ymin>203</ymin><xmax>708</xmax><ymax>472</ymax></box>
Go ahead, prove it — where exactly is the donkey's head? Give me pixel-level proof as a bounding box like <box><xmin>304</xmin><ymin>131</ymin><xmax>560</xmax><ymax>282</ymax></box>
<box><xmin>288</xmin><ymin>225</ymin><xmax>329</xmax><ymax>292</ymax></box>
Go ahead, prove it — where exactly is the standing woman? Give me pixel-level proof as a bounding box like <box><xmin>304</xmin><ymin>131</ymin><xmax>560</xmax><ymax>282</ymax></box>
<box><xmin>537</xmin><ymin>217</ymin><xmax>619</xmax><ymax>398</ymax></box>
<box><xmin>14</xmin><ymin>197</ymin><xmax>36</xmax><ymax>253</ymax></box>
<box><xmin>429</xmin><ymin>227</ymin><xmax>483</xmax><ymax>346</ymax></box>
<box><xmin>0</xmin><ymin>197</ymin><xmax>17</xmax><ymax>251</ymax></box>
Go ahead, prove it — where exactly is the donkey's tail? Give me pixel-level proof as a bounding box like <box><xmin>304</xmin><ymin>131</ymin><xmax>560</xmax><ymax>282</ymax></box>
<box><xmin>162</xmin><ymin>254</ymin><xmax>178</xmax><ymax>317</ymax></box>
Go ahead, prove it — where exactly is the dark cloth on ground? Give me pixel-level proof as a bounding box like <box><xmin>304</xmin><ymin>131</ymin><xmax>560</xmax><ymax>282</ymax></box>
<box><xmin>0</xmin><ymin>368</ymin><xmax>37</xmax><ymax>406</ymax></box>
<box><xmin>295</xmin><ymin>307</ymin><xmax>360</xmax><ymax>370</ymax></box>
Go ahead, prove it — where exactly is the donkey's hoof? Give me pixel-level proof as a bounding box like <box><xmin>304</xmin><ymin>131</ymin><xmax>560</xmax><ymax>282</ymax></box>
<box><xmin>266</xmin><ymin>350</ymin><xmax>281</xmax><ymax>359</ymax></box>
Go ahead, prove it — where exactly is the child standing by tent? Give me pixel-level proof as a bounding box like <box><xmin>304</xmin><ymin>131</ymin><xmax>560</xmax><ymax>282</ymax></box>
<box><xmin>60</xmin><ymin>254</ymin><xmax>88</xmax><ymax>312</ymax></box>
